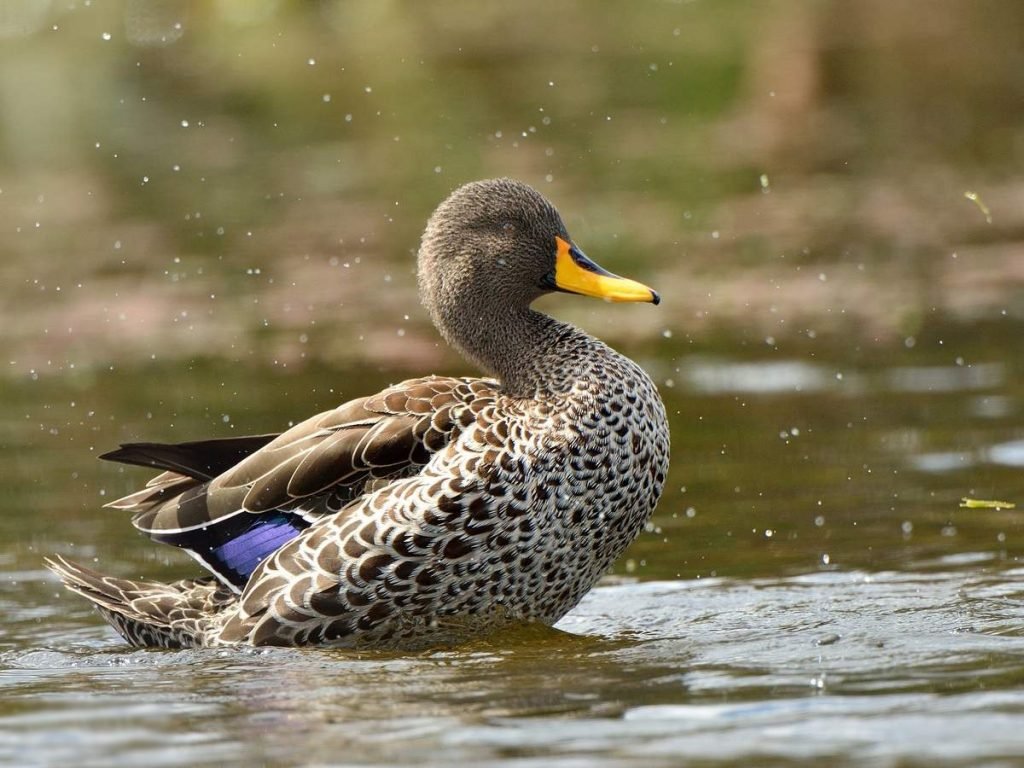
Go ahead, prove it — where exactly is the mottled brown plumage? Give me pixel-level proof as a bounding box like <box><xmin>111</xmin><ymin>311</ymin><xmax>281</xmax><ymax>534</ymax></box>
<box><xmin>47</xmin><ymin>178</ymin><xmax>670</xmax><ymax>648</ymax></box>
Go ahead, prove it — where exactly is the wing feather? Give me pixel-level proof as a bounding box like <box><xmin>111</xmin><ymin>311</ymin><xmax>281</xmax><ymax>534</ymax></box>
<box><xmin>103</xmin><ymin>376</ymin><xmax>499</xmax><ymax>571</ymax></box>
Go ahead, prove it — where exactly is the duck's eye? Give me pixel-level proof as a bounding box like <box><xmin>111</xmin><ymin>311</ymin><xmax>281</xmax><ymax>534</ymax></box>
<box><xmin>501</xmin><ymin>222</ymin><xmax>515</xmax><ymax>234</ymax></box>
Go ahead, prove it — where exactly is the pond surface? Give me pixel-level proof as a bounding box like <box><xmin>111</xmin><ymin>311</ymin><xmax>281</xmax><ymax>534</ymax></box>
<box><xmin>4</xmin><ymin>341</ymin><xmax>1024</xmax><ymax>767</ymax></box>
<box><xmin>3</xmin><ymin>2</ymin><xmax>1024</xmax><ymax>766</ymax></box>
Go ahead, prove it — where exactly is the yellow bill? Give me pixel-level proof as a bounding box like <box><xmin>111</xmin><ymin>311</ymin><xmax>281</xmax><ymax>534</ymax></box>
<box><xmin>553</xmin><ymin>236</ymin><xmax>660</xmax><ymax>304</ymax></box>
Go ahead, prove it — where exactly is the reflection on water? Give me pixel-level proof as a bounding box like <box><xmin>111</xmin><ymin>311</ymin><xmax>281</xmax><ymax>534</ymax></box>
<box><xmin>909</xmin><ymin>451</ymin><xmax>974</xmax><ymax>474</ymax></box>
<box><xmin>988</xmin><ymin>440</ymin><xmax>1024</xmax><ymax>468</ymax></box>
<box><xmin>679</xmin><ymin>358</ymin><xmax>838</xmax><ymax>395</ymax></box>
<box><xmin>884</xmin><ymin>363</ymin><xmax>1004</xmax><ymax>394</ymax></box>
<box><xmin>910</xmin><ymin>439</ymin><xmax>1024</xmax><ymax>474</ymax></box>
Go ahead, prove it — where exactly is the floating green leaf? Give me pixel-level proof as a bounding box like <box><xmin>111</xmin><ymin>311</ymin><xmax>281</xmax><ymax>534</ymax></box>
<box><xmin>960</xmin><ymin>497</ymin><xmax>1015</xmax><ymax>510</ymax></box>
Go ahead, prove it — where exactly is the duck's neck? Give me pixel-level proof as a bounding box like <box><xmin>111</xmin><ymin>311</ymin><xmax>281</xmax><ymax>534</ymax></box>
<box><xmin>437</xmin><ymin>302</ymin><xmax>583</xmax><ymax>396</ymax></box>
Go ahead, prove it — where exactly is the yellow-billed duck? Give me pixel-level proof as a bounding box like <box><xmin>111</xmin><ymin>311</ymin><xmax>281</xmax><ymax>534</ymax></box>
<box><xmin>47</xmin><ymin>178</ymin><xmax>670</xmax><ymax>648</ymax></box>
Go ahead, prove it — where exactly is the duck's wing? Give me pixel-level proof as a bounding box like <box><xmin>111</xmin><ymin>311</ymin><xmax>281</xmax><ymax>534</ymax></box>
<box><xmin>101</xmin><ymin>434</ymin><xmax>281</xmax><ymax>481</ymax></box>
<box><xmin>102</xmin><ymin>375</ymin><xmax>498</xmax><ymax>591</ymax></box>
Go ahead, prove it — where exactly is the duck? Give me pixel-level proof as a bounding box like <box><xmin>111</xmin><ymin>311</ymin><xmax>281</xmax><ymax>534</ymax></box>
<box><xmin>46</xmin><ymin>178</ymin><xmax>670</xmax><ymax>649</ymax></box>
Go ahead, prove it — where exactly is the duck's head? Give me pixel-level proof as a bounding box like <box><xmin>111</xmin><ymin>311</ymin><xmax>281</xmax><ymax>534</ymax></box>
<box><xmin>417</xmin><ymin>178</ymin><xmax>659</xmax><ymax>380</ymax></box>
<box><xmin>419</xmin><ymin>177</ymin><xmax>658</xmax><ymax>311</ymax></box>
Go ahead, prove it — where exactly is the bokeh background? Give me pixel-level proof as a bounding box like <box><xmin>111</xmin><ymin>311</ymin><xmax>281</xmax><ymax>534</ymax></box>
<box><xmin>3</xmin><ymin>0</ymin><xmax>1024</xmax><ymax>576</ymax></box>
<box><xmin>5</xmin><ymin>1</ymin><xmax>1022</xmax><ymax>373</ymax></box>
<box><xmin>4</xmin><ymin>0</ymin><xmax>1024</xmax><ymax>570</ymax></box>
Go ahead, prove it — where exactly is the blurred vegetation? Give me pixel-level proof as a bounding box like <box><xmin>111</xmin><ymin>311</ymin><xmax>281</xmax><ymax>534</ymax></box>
<box><xmin>1</xmin><ymin>0</ymin><xmax>1023</xmax><ymax>585</ymax></box>
<box><xmin>1</xmin><ymin>0</ymin><xmax>1022</xmax><ymax>376</ymax></box>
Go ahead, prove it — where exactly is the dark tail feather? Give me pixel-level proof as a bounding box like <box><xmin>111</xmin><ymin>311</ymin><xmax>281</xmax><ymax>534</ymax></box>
<box><xmin>100</xmin><ymin>434</ymin><xmax>279</xmax><ymax>481</ymax></box>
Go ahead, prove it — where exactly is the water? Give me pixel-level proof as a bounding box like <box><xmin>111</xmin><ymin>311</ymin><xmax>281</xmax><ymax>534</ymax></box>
<box><xmin>6</xmin><ymin>568</ymin><xmax>1024</xmax><ymax>766</ymax></box>
<box><xmin>8</xmin><ymin>565</ymin><xmax>1024</xmax><ymax>765</ymax></box>
<box><xmin>5</xmin><ymin>351</ymin><xmax>1024</xmax><ymax>767</ymax></box>
<box><xmin>3</xmin><ymin>2</ymin><xmax>1024</xmax><ymax>766</ymax></box>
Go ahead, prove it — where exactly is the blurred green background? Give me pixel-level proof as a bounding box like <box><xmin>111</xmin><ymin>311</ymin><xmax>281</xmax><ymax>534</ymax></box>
<box><xmin>3</xmin><ymin>0</ymin><xmax>1022</xmax><ymax>372</ymax></box>
<box><xmin>2</xmin><ymin>0</ymin><xmax>1023</xmax><ymax>581</ymax></box>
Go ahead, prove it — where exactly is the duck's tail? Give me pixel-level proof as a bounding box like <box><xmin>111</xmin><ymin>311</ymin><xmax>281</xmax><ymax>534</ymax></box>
<box><xmin>45</xmin><ymin>555</ymin><xmax>234</xmax><ymax>649</ymax></box>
